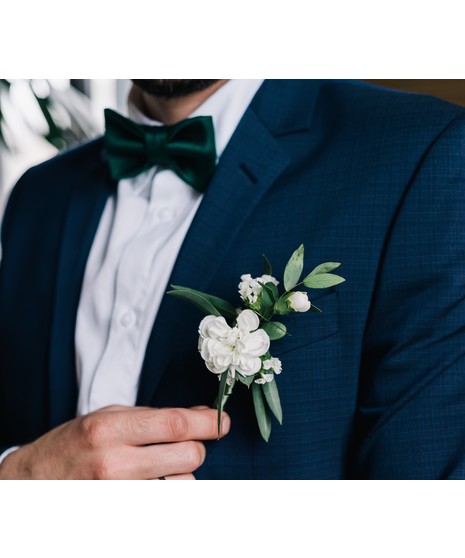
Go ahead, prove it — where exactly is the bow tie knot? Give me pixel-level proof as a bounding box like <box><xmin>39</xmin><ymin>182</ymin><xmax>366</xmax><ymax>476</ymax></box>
<box><xmin>145</xmin><ymin>127</ymin><xmax>169</xmax><ymax>164</ymax></box>
<box><xmin>104</xmin><ymin>109</ymin><xmax>217</xmax><ymax>192</ymax></box>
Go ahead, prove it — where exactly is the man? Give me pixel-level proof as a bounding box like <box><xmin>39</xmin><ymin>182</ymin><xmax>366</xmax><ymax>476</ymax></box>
<box><xmin>1</xmin><ymin>79</ymin><xmax>465</xmax><ymax>479</ymax></box>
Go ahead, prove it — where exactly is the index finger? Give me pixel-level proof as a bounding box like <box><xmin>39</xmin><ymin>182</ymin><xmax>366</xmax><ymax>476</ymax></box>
<box><xmin>115</xmin><ymin>407</ymin><xmax>231</xmax><ymax>446</ymax></box>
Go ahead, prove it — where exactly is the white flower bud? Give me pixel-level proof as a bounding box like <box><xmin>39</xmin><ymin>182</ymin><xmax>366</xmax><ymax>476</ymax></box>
<box><xmin>263</xmin><ymin>357</ymin><xmax>282</xmax><ymax>374</ymax></box>
<box><xmin>287</xmin><ymin>291</ymin><xmax>311</xmax><ymax>313</ymax></box>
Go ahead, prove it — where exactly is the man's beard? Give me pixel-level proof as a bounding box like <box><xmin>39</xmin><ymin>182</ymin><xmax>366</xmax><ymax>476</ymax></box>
<box><xmin>131</xmin><ymin>80</ymin><xmax>221</xmax><ymax>99</ymax></box>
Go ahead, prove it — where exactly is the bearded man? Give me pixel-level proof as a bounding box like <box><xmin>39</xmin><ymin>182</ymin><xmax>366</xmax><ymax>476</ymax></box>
<box><xmin>1</xmin><ymin>79</ymin><xmax>465</xmax><ymax>479</ymax></box>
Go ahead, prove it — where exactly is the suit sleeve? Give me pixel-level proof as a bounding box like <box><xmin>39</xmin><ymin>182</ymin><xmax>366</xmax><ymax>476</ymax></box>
<box><xmin>353</xmin><ymin>114</ymin><xmax>465</xmax><ymax>479</ymax></box>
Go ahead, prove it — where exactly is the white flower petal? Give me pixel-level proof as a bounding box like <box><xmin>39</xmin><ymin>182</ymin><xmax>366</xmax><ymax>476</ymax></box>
<box><xmin>263</xmin><ymin>357</ymin><xmax>282</xmax><ymax>374</ymax></box>
<box><xmin>236</xmin><ymin>355</ymin><xmax>262</xmax><ymax>377</ymax></box>
<box><xmin>204</xmin><ymin>316</ymin><xmax>232</xmax><ymax>339</ymax></box>
<box><xmin>236</xmin><ymin>309</ymin><xmax>260</xmax><ymax>333</ymax></box>
<box><xmin>237</xmin><ymin>329</ymin><xmax>270</xmax><ymax>357</ymax></box>
<box><xmin>198</xmin><ymin>315</ymin><xmax>217</xmax><ymax>337</ymax></box>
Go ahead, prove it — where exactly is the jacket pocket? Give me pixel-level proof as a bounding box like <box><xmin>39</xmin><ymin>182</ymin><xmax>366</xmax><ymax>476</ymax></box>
<box><xmin>272</xmin><ymin>290</ymin><xmax>339</xmax><ymax>356</ymax></box>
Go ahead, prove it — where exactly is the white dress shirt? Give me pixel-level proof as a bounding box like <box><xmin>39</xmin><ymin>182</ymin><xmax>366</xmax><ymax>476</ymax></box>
<box><xmin>75</xmin><ymin>79</ymin><xmax>264</xmax><ymax>416</ymax></box>
<box><xmin>0</xmin><ymin>79</ymin><xmax>263</xmax><ymax>465</ymax></box>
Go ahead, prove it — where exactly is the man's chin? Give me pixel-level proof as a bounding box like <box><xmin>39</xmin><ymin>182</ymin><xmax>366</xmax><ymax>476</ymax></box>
<box><xmin>131</xmin><ymin>79</ymin><xmax>221</xmax><ymax>99</ymax></box>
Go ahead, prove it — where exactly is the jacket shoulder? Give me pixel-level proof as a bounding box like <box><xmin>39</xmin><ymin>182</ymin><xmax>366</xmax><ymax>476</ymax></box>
<box><xmin>18</xmin><ymin>136</ymin><xmax>106</xmax><ymax>188</ymax></box>
<box><xmin>318</xmin><ymin>79</ymin><xmax>465</xmax><ymax>134</ymax></box>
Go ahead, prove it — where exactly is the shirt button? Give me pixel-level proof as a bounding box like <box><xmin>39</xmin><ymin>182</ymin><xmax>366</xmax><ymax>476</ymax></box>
<box><xmin>157</xmin><ymin>207</ymin><xmax>174</xmax><ymax>222</ymax></box>
<box><xmin>120</xmin><ymin>310</ymin><xmax>136</xmax><ymax>328</ymax></box>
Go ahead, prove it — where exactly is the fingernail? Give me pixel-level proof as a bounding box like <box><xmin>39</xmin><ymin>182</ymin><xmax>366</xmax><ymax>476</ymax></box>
<box><xmin>221</xmin><ymin>413</ymin><xmax>231</xmax><ymax>435</ymax></box>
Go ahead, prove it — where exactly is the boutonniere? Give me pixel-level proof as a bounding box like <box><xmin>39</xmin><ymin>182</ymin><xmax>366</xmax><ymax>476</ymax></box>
<box><xmin>167</xmin><ymin>245</ymin><xmax>345</xmax><ymax>441</ymax></box>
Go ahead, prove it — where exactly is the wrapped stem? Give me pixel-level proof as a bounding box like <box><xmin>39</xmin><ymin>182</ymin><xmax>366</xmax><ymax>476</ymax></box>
<box><xmin>213</xmin><ymin>373</ymin><xmax>236</xmax><ymax>438</ymax></box>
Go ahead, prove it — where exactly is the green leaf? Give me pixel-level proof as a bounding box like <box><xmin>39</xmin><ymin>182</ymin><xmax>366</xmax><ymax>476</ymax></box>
<box><xmin>309</xmin><ymin>303</ymin><xmax>322</xmax><ymax>313</ymax></box>
<box><xmin>274</xmin><ymin>292</ymin><xmax>293</xmax><ymax>316</ymax></box>
<box><xmin>252</xmin><ymin>383</ymin><xmax>272</xmax><ymax>442</ymax></box>
<box><xmin>263</xmin><ymin>379</ymin><xmax>283</xmax><ymax>425</ymax></box>
<box><xmin>260</xmin><ymin>321</ymin><xmax>287</xmax><ymax>340</ymax></box>
<box><xmin>283</xmin><ymin>244</ymin><xmax>305</xmax><ymax>291</ymax></box>
<box><xmin>257</xmin><ymin>283</ymin><xmax>275</xmax><ymax>320</ymax></box>
<box><xmin>303</xmin><ymin>273</ymin><xmax>345</xmax><ymax>289</ymax></box>
<box><xmin>167</xmin><ymin>289</ymin><xmax>221</xmax><ymax>317</ymax></box>
<box><xmin>216</xmin><ymin>372</ymin><xmax>229</xmax><ymax>439</ymax></box>
<box><xmin>168</xmin><ymin>285</ymin><xmax>237</xmax><ymax>318</ymax></box>
<box><xmin>306</xmin><ymin>262</ymin><xmax>341</xmax><ymax>277</ymax></box>
<box><xmin>236</xmin><ymin>374</ymin><xmax>255</xmax><ymax>388</ymax></box>
<box><xmin>264</xmin><ymin>282</ymin><xmax>279</xmax><ymax>301</ymax></box>
<box><xmin>263</xmin><ymin>254</ymin><xmax>273</xmax><ymax>276</ymax></box>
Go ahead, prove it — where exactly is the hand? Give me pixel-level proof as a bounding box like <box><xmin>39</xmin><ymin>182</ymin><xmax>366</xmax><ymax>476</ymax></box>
<box><xmin>0</xmin><ymin>405</ymin><xmax>230</xmax><ymax>479</ymax></box>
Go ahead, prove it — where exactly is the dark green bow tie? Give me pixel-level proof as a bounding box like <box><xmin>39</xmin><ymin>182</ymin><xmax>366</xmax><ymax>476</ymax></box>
<box><xmin>104</xmin><ymin>108</ymin><xmax>217</xmax><ymax>192</ymax></box>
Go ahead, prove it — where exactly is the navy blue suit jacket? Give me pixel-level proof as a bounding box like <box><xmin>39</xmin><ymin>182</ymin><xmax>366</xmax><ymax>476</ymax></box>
<box><xmin>2</xmin><ymin>80</ymin><xmax>465</xmax><ymax>479</ymax></box>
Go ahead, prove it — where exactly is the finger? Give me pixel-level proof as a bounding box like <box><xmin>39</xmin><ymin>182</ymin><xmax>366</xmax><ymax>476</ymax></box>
<box><xmin>112</xmin><ymin>408</ymin><xmax>230</xmax><ymax>445</ymax></box>
<box><xmin>190</xmin><ymin>405</ymin><xmax>210</xmax><ymax>410</ymax></box>
<box><xmin>121</xmin><ymin>441</ymin><xmax>206</xmax><ymax>479</ymax></box>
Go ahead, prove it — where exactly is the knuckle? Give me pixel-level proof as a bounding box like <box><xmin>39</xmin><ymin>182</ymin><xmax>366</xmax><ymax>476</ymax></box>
<box><xmin>80</xmin><ymin>415</ymin><xmax>108</xmax><ymax>447</ymax></box>
<box><xmin>183</xmin><ymin>442</ymin><xmax>205</xmax><ymax>471</ymax></box>
<box><xmin>166</xmin><ymin>410</ymin><xmax>189</xmax><ymax>440</ymax></box>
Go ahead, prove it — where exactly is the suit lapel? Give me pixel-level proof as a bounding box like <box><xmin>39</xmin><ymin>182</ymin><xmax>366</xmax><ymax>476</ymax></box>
<box><xmin>48</xmin><ymin>150</ymin><xmax>114</xmax><ymax>428</ymax></box>
<box><xmin>137</xmin><ymin>80</ymin><xmax>321</xmax><ymax>405</ymax></box>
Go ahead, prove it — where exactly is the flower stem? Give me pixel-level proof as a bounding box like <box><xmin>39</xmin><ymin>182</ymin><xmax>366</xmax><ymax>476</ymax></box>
<box><xmin>213</xmin><ymin>377</ymin><xmax>235</xmax><ymax>439</ymax></box>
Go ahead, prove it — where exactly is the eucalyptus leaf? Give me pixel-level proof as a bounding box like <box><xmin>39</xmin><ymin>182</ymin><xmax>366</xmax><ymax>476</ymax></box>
<box><xmin>283</xmin><ymin>244</ymin><xmax>305</xmax><ymax>291</ymax></box>
<box><xmin>263</xmin><ymin>379</ymin><xmax>283</xmax><ymax>425</ymax></box>
<box><xmin>236</xmin><ymin>374</ymin><xmax>255</xmax><ymax>388</ymax></box>
<box><xmin>303</xmin><ymin>273</ymin><xmax>345</xmax><ymax>289</ymax></box>
<box><xmin>263</xmin><ymin>254</ymin><xmax>273</xmax><ymax>276</ymax></box>
<box><xmin>216</xmin><ymin>372</ymin><xmax>229</xmax><ymax>439</ymax></box>
<box><xmin>252</xmin><ymin>383</ymin><xmax>272</xmax><ymax>442</ymax></box>
<box><xmin>260</xmin><ymin>321</ymin><xmax>287</xmax><ymax>340</ymax></box>
<box><xmin>167</xmin><ymin>289</ymin><xmax>221</xmax><ymax>317</ymax></box>
<box><xmin>168</xmin><ymin>285</ymin><xmax>237</xmax><ymax>318</ymax></box>
<box><xmin>307</xmin><ymin>262</ymin><xmax>341</xmax><ymax>277</ymax></box>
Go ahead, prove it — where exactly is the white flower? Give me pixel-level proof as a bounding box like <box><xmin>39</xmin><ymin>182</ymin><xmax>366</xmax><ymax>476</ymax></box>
<box><xmin>287</xmin><ymin>291</ymin><xmax>311</xmax><ymax>312</ymax></box>
<box><xmin>255</xmin><ymin>374</ymin><xmax>274</xmax><ymax>384</ymax></box>
<box><xmin>198</xmin><ymin>310</ymin><xmax>270</xmax><ymax>377</ymax></box>
<box><xmin>263</xmin><ymin>357</ymin><xmax>282</xmax><ymax>375</ymax></box>
<box><xmin>238</xmin><ymin>273</ymin><xmax>279</xmax><ymax>305</ymax></box>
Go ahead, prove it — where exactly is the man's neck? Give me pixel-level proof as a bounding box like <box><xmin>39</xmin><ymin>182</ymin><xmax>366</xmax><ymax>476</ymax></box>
<box><xmin>130</xmin><ymin>80</ymin><xmax>229</xmax><ymax>124</ymax></box>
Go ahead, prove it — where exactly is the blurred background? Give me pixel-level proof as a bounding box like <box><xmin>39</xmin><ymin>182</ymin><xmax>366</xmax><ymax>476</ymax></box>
<box><xmin>0</xmin><ymin>79</ymin><xmax>131</xmax><ymax>211</ymax></box>
<box><xmin>1</xmin><ymin>79</ymin><xmax>464</xmax><ymax>211</ymax></box>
